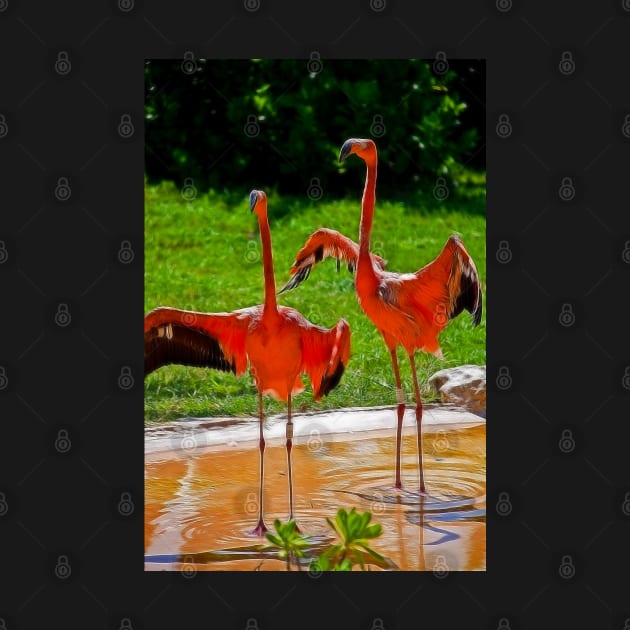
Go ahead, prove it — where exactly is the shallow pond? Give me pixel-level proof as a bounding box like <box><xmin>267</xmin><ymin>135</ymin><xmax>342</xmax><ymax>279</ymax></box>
<box><xmin>145</xmin><ymin>405</ymin><xmax>486</xmax><ymax>571</ymax></box>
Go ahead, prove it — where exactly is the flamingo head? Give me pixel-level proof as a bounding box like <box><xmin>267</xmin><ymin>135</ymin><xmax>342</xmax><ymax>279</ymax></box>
<box><xmin>249</xmin><ymin>189</ymin><xmax>267</xmax><ymax>216</ymax></box>
<box><xmin>339</xmin><ymin>138</ymin><xmax>376</xmax><ymax>163</ymax></box>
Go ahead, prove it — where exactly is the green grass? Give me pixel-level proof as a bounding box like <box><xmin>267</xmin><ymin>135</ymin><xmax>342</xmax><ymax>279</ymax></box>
<box><xmin>144</xmin><ymin>181</ymin><xmax>486</xmax><ymax>423</ymax></box>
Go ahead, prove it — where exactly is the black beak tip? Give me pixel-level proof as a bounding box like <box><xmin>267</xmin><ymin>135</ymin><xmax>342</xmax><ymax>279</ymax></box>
<box><xmin>339</xmin><ymin>140</ymin><xmax>353</xmax><ymax>163</ymax></box>
<box><xmin>249</xmin><ymin>190</ymin><xmax>258</xmax><ymax>212</ymax></box>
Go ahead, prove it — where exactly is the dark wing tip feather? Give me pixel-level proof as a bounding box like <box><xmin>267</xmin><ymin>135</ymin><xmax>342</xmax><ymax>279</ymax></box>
<box><xmin>449</xmin><ymin>244</ymin><xmax>483</xmax><ymax>325</ymax></box>
<box><xmin>278</xmin><ymin>265</ymin><xmax>311</xmax><ymax>294</ymax></box>
<box><xmin>316</xmin><ymin>359</ymin><xmax>347</xmax><ymax>398</ymax></box>
<box><xmin>144</xmin><ymin>323</ymin><xmax>236</xmax><ymax>376</ymax></box>
<box><xmin>472</xmin><ymin>289</ymin><xmax>482</xmax><ymax>326</ymax></box>
<box><xmin>450</xmin><ymin>272</ymin><xmax>482</xmax><ymax>324</ymax></box>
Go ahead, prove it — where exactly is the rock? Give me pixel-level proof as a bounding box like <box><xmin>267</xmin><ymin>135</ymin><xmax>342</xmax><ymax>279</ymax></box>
<box><xmin>428</xmin><ymin>365</ymin><xmax>486</xmax><ymax>417</ymax></box>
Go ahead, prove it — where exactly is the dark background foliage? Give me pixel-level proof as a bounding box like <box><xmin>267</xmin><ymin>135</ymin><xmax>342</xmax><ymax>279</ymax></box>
<box><xmin>144</xmin><ymin>59</ymin><xmax>485</xmax><ymax>199</ymax></box>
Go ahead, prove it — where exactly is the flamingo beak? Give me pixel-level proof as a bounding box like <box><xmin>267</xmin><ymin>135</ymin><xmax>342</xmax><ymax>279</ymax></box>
<box><xmin>339</xmin><ymin>139</ymin><xmax>354</xmax><ymax>163</ymax></box>
<box><xmin>249</xmin><ymin>190</ymin><xmax>258</xmax><ymax>212</ymax></box>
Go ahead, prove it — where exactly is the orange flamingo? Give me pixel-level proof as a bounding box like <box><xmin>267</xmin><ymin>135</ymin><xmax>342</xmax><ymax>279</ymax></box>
<box><xmin>145</xmin><ymin>190</ymin><xmax>351</xmax><ymax>535</ymax></box>
<box><xmin>280</xmin><ymin>138</ymin><xmax>482</xmax><ymax>494</ymax></box>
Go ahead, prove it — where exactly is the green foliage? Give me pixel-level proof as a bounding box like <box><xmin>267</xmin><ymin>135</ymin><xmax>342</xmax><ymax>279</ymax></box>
<box><xmin>263</xmin><ymin>509</ymin><xmax>385</xmax><ymax>571</ymax></box>
<box><xmin>145</xmin><ymin>59</ymin><xmax>484</xmax><ymax>199</ymax></box>
<box><xmin>311</xmin><ymin>508</ymin><xmax>385</xmax><ymax>572</ymax></box>
<box><xmin>263</xmin><ymin>519</ymin><xmax>312</xmax><ymax>571</ymax></box>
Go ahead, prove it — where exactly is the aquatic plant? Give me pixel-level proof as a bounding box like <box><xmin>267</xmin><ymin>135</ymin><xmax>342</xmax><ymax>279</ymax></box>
<box><xmin>263</xmin><ymin>519</ymin><xmax>312</xmax><ymax>571</ymax></box>
<box><xmin>264</xmin><ymin>508</ymin><xmax>385</xmax><ymax>571</ymax></box>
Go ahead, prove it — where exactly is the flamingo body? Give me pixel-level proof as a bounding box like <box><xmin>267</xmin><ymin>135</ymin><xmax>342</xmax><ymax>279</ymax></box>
<box><xmin>145</xmin><ymin>190</ymin><xmax>351</xmax><ymax>534</ymax></box>
<box><xmin>281</xmin><ymin>138</ymin><xmax>482</xmax><ymax>493</ymax></box>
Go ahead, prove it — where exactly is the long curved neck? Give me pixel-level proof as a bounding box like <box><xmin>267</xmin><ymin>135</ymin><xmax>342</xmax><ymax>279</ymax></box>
<box><xmin>358</xmin><ymin>150</ymin><xmax>377</xmax><ymax>262</ymax></box>
<box><xmin>257</xmin><ymin>207</ymin><xmax>278</xmax><ymax>316</ymax></box>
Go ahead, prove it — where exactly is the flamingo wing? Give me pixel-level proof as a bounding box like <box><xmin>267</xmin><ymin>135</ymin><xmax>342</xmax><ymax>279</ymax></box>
<box><xmin>144</xmin><ymin>305</ymin><xmax>258</xmax><ymax>377</ymax></box>
<box><xmin>279</xmin><ymin>227</ymin><xmax>387</xmax><ymax>294</ymax></box>
<box><xmin>410</xmin><ymin>234</ymin><xmax>482</xmax><ymax>326</ymax></box>
<box><xmin>299</xmin><ymin>317</ymin><xmax>351</xmax><ymax>401</ymax></box>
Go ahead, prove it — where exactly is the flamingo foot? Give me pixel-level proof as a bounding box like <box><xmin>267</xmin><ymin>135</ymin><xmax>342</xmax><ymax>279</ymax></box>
<box><xmin>250</xmin><ymin>519</ymin><xmax>269</xmax><ymax>537</ymax></box>
<box><xmin>404</xmin><ymin>487</ymin><xmax>428</xmax><ymax>498</ymax></box>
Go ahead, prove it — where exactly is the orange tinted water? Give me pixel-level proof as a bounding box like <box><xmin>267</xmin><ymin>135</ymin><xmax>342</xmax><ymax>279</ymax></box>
<box><xmin>145</xmin><ymin>419</ymin><xmax>485</xmax><ymax>571</ymax></box>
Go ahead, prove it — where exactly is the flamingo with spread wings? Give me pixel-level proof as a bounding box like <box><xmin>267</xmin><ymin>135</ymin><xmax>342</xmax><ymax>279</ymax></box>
<box><xmin>280</xmin><ymin>139</ymin><xmax>482</xmax><ymax>494</ymax></box>
<box><xmin>145</xmin><ymin>190</ymin><xmax>351</xmax><ymax>534</ymax></box>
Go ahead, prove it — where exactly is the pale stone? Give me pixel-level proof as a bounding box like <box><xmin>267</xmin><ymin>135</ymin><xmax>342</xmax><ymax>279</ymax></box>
<box><xmin>428</xmin><ymin>365</ymin><xmax>486</xmax><ymax>417</ymax></box>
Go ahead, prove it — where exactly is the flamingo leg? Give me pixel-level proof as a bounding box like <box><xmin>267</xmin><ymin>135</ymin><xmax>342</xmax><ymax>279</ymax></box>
<box><xmin>251</xmin><ymin>390</ymin><xmax>268</xmax><ymax>536</ymax></box>
<box><xmin>408</xmin><ymin>353</ymin><xmax>427</xmax><ymax>495</ymax></box>
<box><xmin>389</xmin><ymin>348</ymin><xmax>405</xmax><ymax>490</ymax></box>
<box><xmin>285</xmin><ymin>394</ymin><xmax>298</xmax><ymax>527</ymax></box>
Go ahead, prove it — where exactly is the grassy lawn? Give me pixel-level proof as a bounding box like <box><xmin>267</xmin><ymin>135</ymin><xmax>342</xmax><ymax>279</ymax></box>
<box><xmin>144</xmin><ymin>182</ymin><xmax>486</xmax><ymax>423</ymax></box>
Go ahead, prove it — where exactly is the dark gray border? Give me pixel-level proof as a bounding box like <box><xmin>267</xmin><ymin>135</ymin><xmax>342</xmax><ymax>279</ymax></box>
<box><xmin>1</xmin><ymin>1</ymin><xmax>629</xmax><ymax>629</ymax></box>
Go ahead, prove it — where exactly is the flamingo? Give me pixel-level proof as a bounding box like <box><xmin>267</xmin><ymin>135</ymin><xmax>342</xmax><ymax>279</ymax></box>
<box><xmin>144</xmin><ymin>190</ymin><xmax>351</xmax><ymax>535</ymax></box>
<box><xmin>280</xmin><ymin>138</ymin><xmax>482</xmax><ymax>494</ymax></box>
